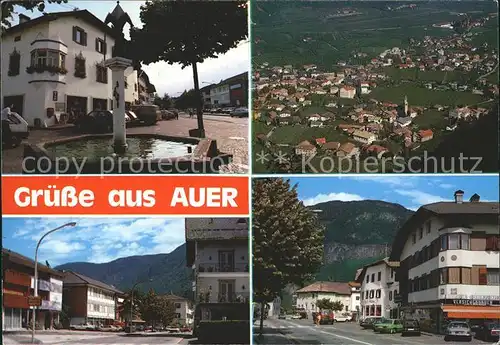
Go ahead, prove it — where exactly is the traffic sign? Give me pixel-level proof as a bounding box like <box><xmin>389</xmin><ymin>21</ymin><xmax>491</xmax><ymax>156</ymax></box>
<box><xmin>27</xmin><ymin>296</ymin><xmax>42</xmax><ymax>307</ymax></box>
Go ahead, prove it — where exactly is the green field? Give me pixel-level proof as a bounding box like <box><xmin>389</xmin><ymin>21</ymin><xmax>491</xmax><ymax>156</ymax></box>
<box><xmin>381</xmin><ymin>67</ymin><xmax>478</xmax><ymax>83</ymax></box>
<box><xmin>269</xmin><ymin>124</ymin><xmax>351</xmax><ymax>145</ymax></box>
<box><xmin>369</xmin><ymin>85</ymin><xmax>487</xmax><ymax>107</ymax></box>
<box><xmin>252</xmin><ymin>1</ymin><xmax>498</xmax><ymax>68</ymax></box>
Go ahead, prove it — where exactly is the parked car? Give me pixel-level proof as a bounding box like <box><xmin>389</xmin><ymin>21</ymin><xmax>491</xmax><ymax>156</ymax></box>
<box><xmin>402</xmin><ymin>319</ymin><xmax>421</xmax><ymax>336</ymax></box>
<box><xmin>222</xmin><ymin>107</ymin><xmax>235</xmax><ymax>115</ymax></box>
<box><xmin>296</xmin><ymin>308</ymin><xmax>308</xmax><ymax>319</ymax></box>
<box><xmin>278</xmin><ymin>313</ymin><xmax>286</xmax><ymax>319</ymax></box>
<box><xmin>74</xmin><ymin>110</ymin><xmax>138</xmax><ymax>133</ymax></box>
<box><xmin>475</xmin><ymin>322</ymin><xmax>500</xmax><ymax>342</ymax></box>
<box><xmin>360</xmin><ymin>317</ymin><xmax>382</xmax><ymax>329</ymax></box>
<box><xmin>444</xmin><ymin>321</ymin><xmax>472</xmax><ymax>342</ymax></box>
<box><xmin>374</xmin><ymin>319</ymin><xmax>403</xmax><ymax>334</ymax></box>
<box><xmin>130</xmin><ymin>104</ymin><xmax>160</xmax><ymax>125</ymax></box>
<box><xmin>2</xmin><ymin>111</ymin><xmax>29</xmax><ymax>148</ymax></box>
<box><xmin>291</xmin><ymin>314</ymin><xmax>301</xmax><ymax>319</ymax></box>
<box><xmin>316</xmin><ymin>310</ymin><xmax>335</xmax><ymax>325</ymax></box>
<box><xmin>161</xmin><ymin>109</ymin><xmax>177</xmax><ymax>120</ymax></box>
<box><xmin>334</xmin><ymin>314</ymin><xmax>350</xmax><ymax>322</ymax></box>
<box><xmin>70</xmin><ymin>323</ymin><xmax>93</xmax><ymax>330</ymax></box>
<box><xmin>230</xmin><ymin>107</ymin><xmax>248</xmax><ymax>117</ymax></box>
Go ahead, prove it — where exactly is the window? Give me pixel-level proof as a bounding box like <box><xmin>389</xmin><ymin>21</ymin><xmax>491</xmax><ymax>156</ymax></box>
<box><xmin>479</xmin><ymin>266</ymin><xmax>488</xmax><ymax>285</ymax></box>
<box><xmin>30</xmin><ymin>49</ymin><xmax>65</xmax><ymax>68</ymax></box>
<box><xmin>419</xmin><ymin>227</ymin><xmax>423</xmax><ymax>239</ymax></box>
<box><xmin>448</xmin><ymin>267</ymin><xmax>460</xmax><ymax>284</ymax></box>
<box><xmin>345</xmin><ymin>306</ymin><xmax>349</xmax><ymax>311</ymax></box>
<box><xmin>73</xmin><ymin>26</ymin><xmax>87</xmax><ymax>45</ymax></box>
<box><xmin>14</xmin><ymin>35</ymin><xmax>21</xmax><ymax>42</ymax></box>
<box><xmin>371</xmin><ymin>273</ymin><xmax>375</xmax><ymax>282</ymax></box>
<box><xmin>388</xmin><ymin>291</ymin><xmax>393</xmax><ymax>301</ymax></box>
<box><xmin>487</xmin><ymin>269</ymin><xmax>500</xmax><ymax>286</ymax></box>
<box><xmin>95</xmin><ymin>38</ymin><xmax>107</xmax><ymax>54</ymax></box>
<box><xmin>449</xmin><ymin>234</ymin><xmax>460</xmax><ymax>250</ymax></box>
<box><xmin>440</xmin><ymin>268</ymin><xmax>448</xmax><ymax>284</ymax></box>
<box><xmin>486</xmin><ymin>236</ymin><xmax>500</xmax><ymax>251</ymax></box>
<box><xmin>8</xmin><ymin>50</ymin><xmax>21</xmax><ymax>76</ymax></box>
<box><xmin>412</xmin><ymin>233</ymin><xmax>416</xmax><ymax>244</ymax></box>
<box><xmin>96</xmin><ymin>65</ymin><xmax>108</xmax><ymax>83</ymax></box>
<box><xmin>377</xmin><ymin>272</ymin><xmax>381</xmax><ymax>281</ymax></box>
<box><xmin>460</xmin><ymin>234</ymin><xmax>469</xmax><ymax>250</ymax></box>
<box><xmin>355</xmin><ymin>296</ymin><xmax>360</xmax><ymax>300</ymax></box>
<box><xmin>426</xmin><ymin>221</ymin><xmax>431</xmax><ymax>233</ymax></box>
<box><xmin>366</xmin><ymin>276</ymin><xmax>369</xmax><ymax>283</ymax></box>
<box><xmin>375</xmin><ymin>289</ymin><xmax>381</xmax><ymax>298</ymax></box>
<box><xmin>175</xmin><ymin>313</ymin><xmax>181</xmax><ymax>319</ymax></box>
<box><xmin>369</xmin><ymin>290</ymin><xmax>374</xmax><ymax>299</ymax></box>
<box><xmin>364</xmin><ymin>291</ymin><xmax>368</xmax><ymax>299</ymax></box>
<box><xmin>441</xmin><ymin>235</ymin><xmax>448</xmax><ymax>250</ymax></box>
<box><xmin>174</xmin><ymin>303</ymin><xmax>181</xmax><ymax>309</ymax></box>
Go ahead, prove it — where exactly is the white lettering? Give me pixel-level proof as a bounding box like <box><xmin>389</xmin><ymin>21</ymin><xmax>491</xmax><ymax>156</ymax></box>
<box><xmin>13</xmin><ymin>186</ymin><xmax>94</xmax><ymax>207</ymax></box>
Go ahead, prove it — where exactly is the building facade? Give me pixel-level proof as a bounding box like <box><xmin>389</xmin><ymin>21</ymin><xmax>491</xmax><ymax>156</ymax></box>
<box><xmin>295</xmin><ymin>282</ymin><xmax>353</xmax><ymax>314</ymax></box>
<box><xmin>209</xmin><ymin>72</ymin><xmax>248</xmax><ymax>107</ymax></box>
<box><xmin>2</xmin><ymin>9</ymin><xmax>138</xmax><ymax>127</ymax></box>
<box><xmin>200</xmin><ymin>84</ymin><xmax>213</xmax><ymax>109</ymax></box>
<box><xmin>186</xmin><ymin>218</ymin><xmax>250</xmax><ymax>323</ymax></box>
<box><xmin>2</xmin><ymin>249</ymin><xmax>64</xmax><ymax>331</ymax></box>
<box><xmin>62</xmin><ymin>271</ymin><xmax>124</xmax><ymax>327</ymax></box>
<box><xmin>390</xmin><ymin>191</ymin><xmax>500</xmax><ymax>334</ymax></box>
<box><xmin>357</xmin><ymin>258</ymin><xmax>400</xmax><ymax>320</ymax></box>
<box><xmin>210</xmin><ymin>83</ymin><xmax>230</xmax><ymax>106</ymax></box>
<box><xmin>137</xmin><ymin>70</ymin><xmax>156</xmax><ymax>105</ymax></box>
<box><xmin>164</xmin><ymin>294</ymin><xmax>194</xmax><ymax>326</ymax></box>
<box><xmin>348</xmin><ymin>282</ymin><xmax>361</xmax><ymax>320</ymax></box>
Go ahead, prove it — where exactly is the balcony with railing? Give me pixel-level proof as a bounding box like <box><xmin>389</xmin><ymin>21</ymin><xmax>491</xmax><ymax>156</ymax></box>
<box><xmin>197</xmin><ymin>291</ymin><xmax>250</xmax><ymax>304</ymax></box>
<box><xmin>198</xmin><ymin>263</ymin><xmax>249</xmax><ymax>274</ymax></box>
<box><xmin>186</xmin><ymin>227</ymin><xmax>248</xmax><ymax>241</ymax></box>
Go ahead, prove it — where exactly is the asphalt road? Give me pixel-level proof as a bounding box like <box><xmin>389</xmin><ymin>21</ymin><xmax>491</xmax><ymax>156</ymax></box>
<box><xmin>3</xmin><ymin>332</ymin><xmax>188</xmax><ymax>344</ymax></box>
<box><xmin>254</xmin><ymin>318</ymin><xmax>493</xmax><ymax>345</ymax></box>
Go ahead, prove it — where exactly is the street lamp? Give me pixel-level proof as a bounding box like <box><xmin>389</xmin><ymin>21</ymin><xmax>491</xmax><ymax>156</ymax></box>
<box><xmin>32</xmin><ymin>222</ymin><xmax>77</xmax><ymax>344</ymax></box>
<box><xmin>129</xmin><ymin>278</ymin><xmax>152</xmax><ymax>333</ymax></box>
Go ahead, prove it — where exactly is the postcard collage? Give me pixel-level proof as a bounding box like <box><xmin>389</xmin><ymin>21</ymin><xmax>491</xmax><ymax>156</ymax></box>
<box><xmin>1</xmin><ymin>1</ymin><xmax>499</xmax><ymax>345</ymax></box>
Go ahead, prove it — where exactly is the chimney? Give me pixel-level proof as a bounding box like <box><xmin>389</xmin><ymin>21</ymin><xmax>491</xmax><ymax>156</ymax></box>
<box><xmin>454</xmin><ymin>190</ymin><xmax>464</xmax><ymax>203</ymax></box>
<box><xmin>19</xmin><ymin>14</ymin><xmax>30</xmax><ymax>24</ymax></box>
<box><xmin>470</xmin><ymin>193</ymin><xmax>480</xmax><ymax>202</ymax></box>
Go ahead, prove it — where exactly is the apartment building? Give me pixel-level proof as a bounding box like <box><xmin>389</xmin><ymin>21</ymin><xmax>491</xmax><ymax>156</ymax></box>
<box><xmin>295</xmin><ymin>282</ymin><xmax>353</xmax><ymax>314</ymax></box>
<box><xmin>61</xmin><ymin>271</ymin><xmax>124</xmax><ymax>326</ymax></box>
<box><xmin>357</xmin><ymin>257</ymin><xmax>400</xmax><ymax>320</ymax></box>
<box><xmin>164</xmin><ymin>294</ymin><xmax>194</xmax><ymax>326</ymax></box>
<box><xmin>389</xmin><ymin>191</ymin><xmax>500</xmax><ymax>334</ymax></box>
<box><xmin>185</xmin><ymin>218</ymin><xmax>250</xmax><ymax>323</ymax></box>
<box><xmin>209</xmin><ymin>72</ymin><xmax>248</xmax><ymax>107</ymax></box>
<box><xmin>137</xmin><ymin>69</ymin><xmax>156</xmax><ymax>105</ymax></box>
<box><xmin>2</xmin><ymin>8</ymin><xmax>138</xmax><ymax>127</ymax></box>
<box><xmin>2</xmin><ymin>249</ymin><xmax>64</xmax><ymax>331</ymax></box>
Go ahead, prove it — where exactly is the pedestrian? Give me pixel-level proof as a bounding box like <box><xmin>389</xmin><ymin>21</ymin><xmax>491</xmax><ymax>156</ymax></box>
<box><xmin>316</xmin><ymin>312</ymin><xmax>322</xmax><ymax>326</ymax></box>
<box><xmin>2</xmin><ymin>104</ymin><xmax>14</xmax><ymax>138</ymax></box>
<box><xmin>189</xmin><ymin>109</ymin><xmax>193</xmax><ymax>118</ymax></box>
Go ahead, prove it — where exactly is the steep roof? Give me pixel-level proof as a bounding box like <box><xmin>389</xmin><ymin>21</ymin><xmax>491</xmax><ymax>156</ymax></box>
<box><xmin>3</xmin><ymin>10</ymin><xmax>118</xmax><ymax>39</ymax></box>
<box><xmin>296</xmin><ymin>282</ymin><xmax>352</xmax><ymax>295</ymax></box>
<box><xmin>2</xmin><ymin>248</ymin><xmax>63</xmax><ymax>277</ymax></box>
<box><xmin>62</xmin><ymin>271</ymin><xmax>124</xmax><ymax>295</ymax></box>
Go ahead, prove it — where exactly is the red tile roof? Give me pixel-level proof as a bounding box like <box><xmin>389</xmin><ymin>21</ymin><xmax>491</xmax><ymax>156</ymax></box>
<box><xmin>296</xmin><ymin>281</ymin><xmax>352</xmax><ymax>295</ymax></box>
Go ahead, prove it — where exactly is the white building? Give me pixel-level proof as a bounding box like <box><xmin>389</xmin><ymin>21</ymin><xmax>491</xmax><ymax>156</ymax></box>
<box><xmin>389</xmin><ymin>190</ymin><xmax>500</xmax><ymax>334</ymax></box>
<box><xmin>164</xmin><ymin>295</ymin><xmax>194</xmax><ymax>326</ymax></box>
<box><xmin>339</xmin><ymin>86</ymin><xmax>356</xmax><ymax>98</ymax></box>
<box><xmin>210</xmin><ymin>83</ymin><xmax>230</xmax><ymax>106</ymax></box>
<box><xmin>358</xmin><ymin>258</ymin><xmax>400</xmax><ymax>320</ymax></box>
<box><xmin>186</xmin><ymin>218</ymin><xmax>250</xmax><ymax>322</ymax></box>
<box><xmin>1</xmin><ymin>9</ymin><xmax>138</xmax><ymax>127</ymax></box>
<box><xmin>295</xmin><ymin>282</ymin><xmax>353</xmax><ymax>314</ymax></box>
<box><xmin>348</xmin><ymin>282</ymin><xmax>361</xmax><ymax>318</ymax></box>
<box><xmin>352</xmin><ymin>130</ymin><xmax>377</xmax><ymax>145</ymax></box>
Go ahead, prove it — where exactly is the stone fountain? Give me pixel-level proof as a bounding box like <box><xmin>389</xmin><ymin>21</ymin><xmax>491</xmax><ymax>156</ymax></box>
<box><xmin>23</xmin><ymin>2</ymin><xmax>231</xmax><ymax>174</ymax></box>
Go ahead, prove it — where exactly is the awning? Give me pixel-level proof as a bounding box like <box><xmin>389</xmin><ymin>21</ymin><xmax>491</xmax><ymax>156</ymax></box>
<box><xmin>443</xmin><ymin>305</ymin><xmax>500</xmax><ymax>319</ymax></box>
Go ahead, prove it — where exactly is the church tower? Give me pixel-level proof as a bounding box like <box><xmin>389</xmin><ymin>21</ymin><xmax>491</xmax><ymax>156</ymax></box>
<box><xmin>404</xmin><ymin>95</ymin><xmax>408</xmax><ymax>116</ymax></box>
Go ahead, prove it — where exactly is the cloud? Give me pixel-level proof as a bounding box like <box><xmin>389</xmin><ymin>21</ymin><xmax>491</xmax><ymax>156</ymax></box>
<box><xmin>394</xmin><ymin>190</ymin><xmax>447</xmax><ymax>206</ymax></box>
<box><xmin>6</xmin><ymin>217</ymin><xmax>186</xmax><ymax>265</ymax></box>
<box><xmin>302</xmin><ymin>192</ymin><xmax>365</xmax><ymax>206</ymax></box>
<box><xmin>439</xmin><ymin>183</ymin><xmax>455</xmax><ymax>189</ymax></box>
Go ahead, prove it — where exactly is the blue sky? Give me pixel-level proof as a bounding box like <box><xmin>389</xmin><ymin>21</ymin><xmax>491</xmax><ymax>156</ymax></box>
<box><xmin>288</xmin><ymin>175</ymin><xmax>499</xmax><ymax>209</ymax></box>
<box><xmin>7</xmin><ymin>1</ymin><xmax>248</xmax><ymax>95</ymax></box>
<box><xmin>2</xmin><ymin>217</ymin><xmax>186</xmax><ymax>266</ymax></box>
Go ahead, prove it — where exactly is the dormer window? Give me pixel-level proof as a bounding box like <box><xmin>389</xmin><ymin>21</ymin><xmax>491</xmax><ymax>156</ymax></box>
<box><xmin>72</xmin><ymin>26</ymin><xmax>87</xmax><ymax>46</ymax></box>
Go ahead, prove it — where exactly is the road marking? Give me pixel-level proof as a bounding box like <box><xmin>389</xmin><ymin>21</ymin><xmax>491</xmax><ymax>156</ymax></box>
<box><xmin>228</xmin><ymin>136</ymin><xmax>245</xmax><ymax>140</ymax></box>
<box><xmin>317</xmin><ymin>329</ymin><xmax>374</xmax><ymax>345</ymax></box>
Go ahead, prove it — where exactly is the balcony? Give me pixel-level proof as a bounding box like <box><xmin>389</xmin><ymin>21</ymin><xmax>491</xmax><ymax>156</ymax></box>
<box><xmin>186</xmin><ymin>228</ymin><xmax>248</xmax><ymax>241</ymax></box>
<box><xmin>198</xmin><ymin>263</ymin><xmax>249</xmax><ymax>273</ymax></box>
<box><xmin>197</xmin><ymin>292</ymin><xmax>250</xmax><ymax>304</ymax></box>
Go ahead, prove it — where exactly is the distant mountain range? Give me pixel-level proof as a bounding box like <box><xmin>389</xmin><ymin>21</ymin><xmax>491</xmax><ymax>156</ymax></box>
<box><xmin>57</xmin><ymin>200</ymin><xmax>414</xmax><ymax>299</ymax></box>
<box><xmin>56</xmin><ymin>244</ymin><xmax>191</xmax><ymax>297</ymax></box>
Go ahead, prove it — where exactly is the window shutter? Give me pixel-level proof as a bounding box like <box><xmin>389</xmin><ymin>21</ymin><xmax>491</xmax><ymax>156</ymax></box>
<box><xmin>95</xmin><ymin>38</ymin><xmax>99</xmax><ymax>52</ymax></box>
<box><xmin>103</xmin><ymin>42</ymin><xmax>107</xmax><ymax>55</ymax></box>
<box><xmin>83</xmin><ymin>32</ymin><xmax>87</xmax><ymax>46</ymax></box>
<box><xmin>72</xmin><ymin>26</ymin><xmax>77</xmax><ymax>41</ymax></box>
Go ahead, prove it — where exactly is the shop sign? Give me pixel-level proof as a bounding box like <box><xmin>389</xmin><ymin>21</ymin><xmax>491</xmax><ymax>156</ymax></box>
<box><xmin>230</xmin><ymin>83</ymin><xmax>242</xmax><ymax>90</ymax></box>
<box><xmin>450</xmin><ymin>295</ymin><xmax>500</xmax><ymax>306</ymax></box>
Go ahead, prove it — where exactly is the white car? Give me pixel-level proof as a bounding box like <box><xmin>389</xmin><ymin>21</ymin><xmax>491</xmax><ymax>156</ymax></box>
<box><xmin>334</xmin><ymin>314</ymin><xmax>350</xmax><ymax>322</ymax></box>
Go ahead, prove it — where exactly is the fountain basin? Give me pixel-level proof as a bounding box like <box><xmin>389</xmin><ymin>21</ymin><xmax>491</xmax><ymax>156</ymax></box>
<box><xmin>23</xmin><ymin>133</ymin><xmax>232</xmax><ymax>174</ymax></box>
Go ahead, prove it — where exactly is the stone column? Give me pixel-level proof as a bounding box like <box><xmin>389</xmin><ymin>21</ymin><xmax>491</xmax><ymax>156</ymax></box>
<box><xmin>104</xmin><ymin>57</ymin><xmax>132</xmax><ymax>154</ymax></box>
